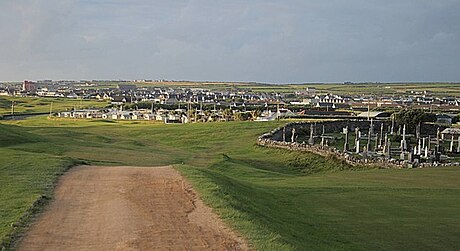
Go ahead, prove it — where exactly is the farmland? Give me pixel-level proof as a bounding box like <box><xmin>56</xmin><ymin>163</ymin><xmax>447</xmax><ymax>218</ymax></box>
<box><xmin>1</xmin><ymin>116</ymin><xmax>459</xmax><ymax>250</ymax></box>
<box><xmin>119</xmin><ymin>81</ymin><xmax>460</xmax><ymax>96</ymax></box>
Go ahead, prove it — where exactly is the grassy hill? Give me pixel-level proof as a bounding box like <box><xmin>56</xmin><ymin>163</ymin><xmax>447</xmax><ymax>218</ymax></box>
<box><xmin>0</xmin><ymin>117</ymin><xmax>459</xmax><ymax>250</ymax></box>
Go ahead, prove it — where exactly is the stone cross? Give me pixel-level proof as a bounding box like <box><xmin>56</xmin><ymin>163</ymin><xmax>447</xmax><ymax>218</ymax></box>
<box><xmin>343</xmin><ymin>126</ymin><xmax>349</xmax><ymax>152</ymax></box>
<box><xmin>450</xmin><ymin>135</ymin><xmax>454</xmax><ymax>152</ymax></box>
<box><xmin>379</xmin><ymin>123</ymin><xmax>384</xmax><ymax>148</ymax></box>
<box><xmin>391</xmin><ymin>116</ymin><xmax>395</xmax><ymax>135</ymax></box>
<box><xmin>308</xmin><ymin>124</ymin><xmax>315</xmax><ymax>145</ymax></box>
<box><xmin>457</xmin><ymin>136</ymin><xmax>460</xmax><ymax>153</ymax></box>
<box><xmin>386</xmin><ymin>137</ymin><xmax>391</xmax><ymax>159</ymax></box>
<box><xmin>374</xmin><ymin>133</ymin><xmax>379</xmax><ymax>152</ymax></box>
<box><xmin>408</xmin><ymin>150</ymin><xmax>413</xmax><ymax>163</ymax></box>
<box><xmin>400</xmin><ymin>124</ymin><xmax>407</xmax><ymax>151</ymax></box>
<box><xmin>362</xmin><ymin>146</ymin><xmax>368</xmax><ymax>159</ymax></box>
<box><xmin>436</xmin><ymin>128</ymin><xmax>440</xmax><ymax>145</ymax></box>
<box><xmin>355</xmin><ymin>139</ymin><xmax>360</xmax><ymax>154</ymax></box>
<box><xmin>383</xmin><ymin>133</ymin><xmax>388</xmax><ymax>154</ymax></box>
<box><xmin>367</xmin><ymin>127</ymin><xmax>372</xmax><ymax>152</ymax></box>
<box><xmin>355</xmin><ymin>127</ymin><xmax>360</xmax><ymax>153</ymax></box>
<box><xmin>291</xmin><ymin>128</ymin><xmax>296</xmax><ymax>143</ymax></box>
<box><xmin>417</xmin><ymin>138</ymin><xmax>422</xmax><ymax>155</ymax></box>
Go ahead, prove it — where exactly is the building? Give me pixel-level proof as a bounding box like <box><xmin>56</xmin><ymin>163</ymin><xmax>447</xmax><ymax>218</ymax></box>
<box><xmin>436</xmin><ymin>114</ymin><xmax>456</xmax><ymax>125</ymax></box>
<box><xmin>357</xmin><ymin>111</ymin><xmax>391</xmax><ymax>119</ymax></box>
<box><xmin>441</xmin><ymin>128</ymin><xmax>460</xmax><ymax>138</ymax></box>
<box><xmin>23</xmin><ymin>80</ymin><xmax>36</xmax><ymax>92</ymax></box>
<box><xmin>118</xmin><ymin>84</ymin><xmax>137</xmax><ymax>92</ymax></box>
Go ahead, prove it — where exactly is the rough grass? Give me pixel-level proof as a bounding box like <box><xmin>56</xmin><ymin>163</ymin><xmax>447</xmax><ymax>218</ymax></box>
<box><xmin>1</xmin><ymin>116</ymin><xmax>459</xmax><ymax>250</ymax></box>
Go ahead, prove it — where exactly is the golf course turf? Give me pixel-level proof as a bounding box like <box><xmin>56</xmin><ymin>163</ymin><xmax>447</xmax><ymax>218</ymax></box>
<box><xmin>1</xmin><ymin>117</ymin><xmax>459</xmax><ymax>250</ymax></box>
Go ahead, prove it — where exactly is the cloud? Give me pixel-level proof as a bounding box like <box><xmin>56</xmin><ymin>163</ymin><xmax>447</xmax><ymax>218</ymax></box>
<box><xmin>0</xmin><ymin>0</ymin><xmax>459</xmax><ymax>82</ymax></box>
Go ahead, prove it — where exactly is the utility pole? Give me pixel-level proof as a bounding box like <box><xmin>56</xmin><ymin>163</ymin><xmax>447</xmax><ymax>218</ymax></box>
<box><xmin>11</xmin><ymin>101</ymin><xmax>14</xmax><ymax>120</ymax></box>
<box><xmin>187</xmin><ymin>99</ymin><xmax>191</xmax><ymax>123</ymax></box>
<box><xmin>276</xmin><ymin>102</ymin><xmax>280</xmax><ymax>121</ymax></box>
<box><xmin>367</xmin><ymin>103</ymin><xmax>370</xmax><ymax>121</ymax></box>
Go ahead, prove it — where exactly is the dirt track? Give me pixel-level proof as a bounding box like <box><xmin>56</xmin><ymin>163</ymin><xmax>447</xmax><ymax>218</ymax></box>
<box><xmin>17</xmin><ymin>166</ymin><xmax>247</xmax><ymax>251</ymax></box>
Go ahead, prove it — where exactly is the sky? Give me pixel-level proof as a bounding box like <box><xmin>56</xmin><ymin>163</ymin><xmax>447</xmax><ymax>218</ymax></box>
<box><xmin>0</xmin><ymin>0</ymin><xmax>459</xmax><ymax>83</ymax></box>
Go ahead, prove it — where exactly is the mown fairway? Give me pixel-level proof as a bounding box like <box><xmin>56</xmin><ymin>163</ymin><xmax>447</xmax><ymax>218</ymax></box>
<box><xmin>1</xmin><ymin>117</ymin><xmax>459</xmax><ymax>250</ymax></box>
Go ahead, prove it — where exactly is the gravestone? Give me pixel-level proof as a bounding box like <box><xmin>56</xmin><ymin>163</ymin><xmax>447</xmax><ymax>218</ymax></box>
<box><xmin>400</xmin><ymin>125</ymin><xmax>407</xmax><ymax>151</ymax></box>
<box><xmin>457</xmin><ymin>136</ymin><xmax>460</xmax><ymax>153</ymax></box>
<box><xmin>367</xmin><ymin>128</ymin><xmax>372</xmax><ymax>152</ymax></box>
<box><xmin>343</xmin><ymin>126</ymin><xmax>349</xmax><ymax>152</ymax></box>
<box><xmin>308</xmin><ymin>124</ymin><xmax>314</xmax><ymax>145</ymax></box>
<box><xmin>374</xmin><ymin>133</ymin><xmax>379</xmax><ymax>151</ymax></box>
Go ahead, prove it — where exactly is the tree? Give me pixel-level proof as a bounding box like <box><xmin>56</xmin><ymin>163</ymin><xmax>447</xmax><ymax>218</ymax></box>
<box><xmin>393</xmin><ymin>108</ymin><xmax>436</xmax><ymax>133</ymax></box>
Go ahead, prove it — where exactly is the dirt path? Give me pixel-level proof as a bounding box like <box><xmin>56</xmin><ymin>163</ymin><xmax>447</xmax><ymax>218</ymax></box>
<box><xmin>17</xmin><ymin>166</ymin><xmax>248</xmax><ymax>251</ymax></box>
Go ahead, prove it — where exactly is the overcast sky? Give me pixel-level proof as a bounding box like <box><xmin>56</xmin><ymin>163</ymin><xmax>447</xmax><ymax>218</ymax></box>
<box><xmin>1</xmin><ymin>0</ymin><xmax>459</xmax><ymax>83</ymax></box>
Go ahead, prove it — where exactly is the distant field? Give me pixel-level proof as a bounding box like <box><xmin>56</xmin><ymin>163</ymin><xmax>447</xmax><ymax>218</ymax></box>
<box><xmin>114</xmin><ymin>81</ymin><xmax>460</xmax><ymax>96</ymax></box>
<box><xmin>0</xmin><ymin>96</ymin><xmax>109</xmax><ymax>116</ymax></box>
<box><xmin>0</xmin><ymin>117</ymin><xmax>459</xmax><ymax>250</ymax></box>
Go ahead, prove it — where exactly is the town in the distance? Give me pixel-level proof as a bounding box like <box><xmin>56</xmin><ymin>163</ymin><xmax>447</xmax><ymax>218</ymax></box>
<box><xmin>1</xmin><ymin>79</ymin><xmax>459</xmax><ymax>168</ymax></box>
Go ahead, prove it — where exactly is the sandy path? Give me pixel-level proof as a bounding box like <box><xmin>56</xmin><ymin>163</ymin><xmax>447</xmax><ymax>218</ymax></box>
<box><xmin>17</xmin><ymin>166</ymin><xmax>248</xmax><ymax>251</ymax></box>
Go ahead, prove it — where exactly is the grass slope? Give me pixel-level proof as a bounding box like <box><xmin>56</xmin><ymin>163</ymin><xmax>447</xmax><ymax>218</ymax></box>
<box><xmin>0</xmin><ymin>117</ymin><xmax>459</xmax><ymax>250</ymax></box>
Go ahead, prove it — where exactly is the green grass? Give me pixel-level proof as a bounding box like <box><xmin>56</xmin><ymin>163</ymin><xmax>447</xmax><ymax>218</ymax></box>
<box><xmin>0</xmin><ymin>116</ymin><xmax>459</xmax><ymax>250</ymax></box>
<box><xmin>0</xmin><ymin>96</ymin><xmax>109</xmax><ymax>116</ymax></box>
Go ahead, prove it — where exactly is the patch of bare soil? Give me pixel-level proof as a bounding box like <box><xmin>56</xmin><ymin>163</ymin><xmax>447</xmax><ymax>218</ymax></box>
<box><xmin>17</xmin><ymin>166</ymin><xmax>248</xmax><ymax>251</ymax></box>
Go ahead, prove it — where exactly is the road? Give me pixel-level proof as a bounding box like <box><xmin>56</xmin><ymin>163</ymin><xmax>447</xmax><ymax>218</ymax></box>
<box><xmin>17</xmin><ymin>166</ymin><xmax>247</xmax><ymax>251</ymax></box>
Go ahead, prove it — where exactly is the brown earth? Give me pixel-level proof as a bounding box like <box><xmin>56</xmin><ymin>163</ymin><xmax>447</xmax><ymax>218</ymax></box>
<box><xmin>17</xmin><ymin>166</ymin><xmax>248</xmax><ymax>251</ymax></box>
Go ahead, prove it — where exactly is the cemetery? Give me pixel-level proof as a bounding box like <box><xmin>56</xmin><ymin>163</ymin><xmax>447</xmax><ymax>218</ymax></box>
<box><xmin>258</xmin><ymin>119</ymin><xmax>460</xmax><ymax>168</ymax></box>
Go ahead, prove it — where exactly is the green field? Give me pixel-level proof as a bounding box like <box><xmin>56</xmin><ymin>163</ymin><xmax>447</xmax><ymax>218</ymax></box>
<box><xmin>114</xmin><ymin>81</ymin><xmax>460</xmax><ymax>96</ymax></box>
<box><xmin>0</xmin><ymin>96</ymin><xmax>109</xmax><ymax>116</ymax></box>
<box><xmin>72</xmin><ymin>80</ymin><xmax>460</xmax><ymax>96</ymax></box>
<box><xmin>1</xmin><ymin>117</ymin><xmax>459</xmax><ymax>250</ymax></box>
